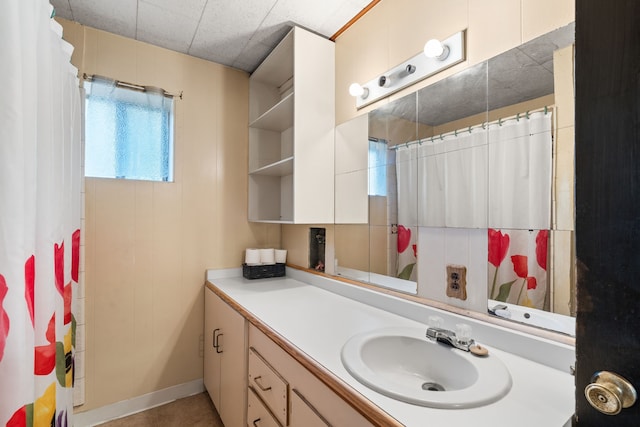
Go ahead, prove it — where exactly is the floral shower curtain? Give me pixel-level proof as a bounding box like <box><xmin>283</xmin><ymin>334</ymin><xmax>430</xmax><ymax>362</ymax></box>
<box><xmin>0</xmin><ymin>2</ymin><xmax>81</xmax><ymax>426</ymax></box>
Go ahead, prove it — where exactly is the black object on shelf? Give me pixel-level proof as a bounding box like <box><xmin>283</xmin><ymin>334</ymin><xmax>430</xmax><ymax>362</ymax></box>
<box><xmin>242</xmin><ymin>263</ymin><xmax>285</xmax><ymax>280</ymax></box>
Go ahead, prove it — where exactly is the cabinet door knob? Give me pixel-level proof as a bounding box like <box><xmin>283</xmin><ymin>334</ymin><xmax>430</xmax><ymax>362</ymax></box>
<box><xmin>585</xmin><ymin>371</ymin><xmax>637</xmax><ymax>415</ymax></box>
<box><xmin>252</xmin><ymin>418</ymin><xmax>261</xmax><ymax>427</ymax></box>
<box><xmin>253</xmin><ymin>376</ymin><xmax>272</xmax><ymax>391</ymax></box>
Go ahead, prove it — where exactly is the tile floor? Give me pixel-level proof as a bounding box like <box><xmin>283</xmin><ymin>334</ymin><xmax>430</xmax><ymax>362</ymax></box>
<box><xmin>96</xmin><ymin>393</ymin><xmax>223</xmax><ymax>427</ymax></box>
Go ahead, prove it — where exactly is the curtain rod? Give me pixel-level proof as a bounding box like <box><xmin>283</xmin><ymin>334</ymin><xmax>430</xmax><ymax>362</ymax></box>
<box><xmin>390</xmin><ymin>105</ymin><xmax>553</xmax><ymax>150</ymax></box>
<box><xmin>83</xmin><ymin>73</ymin><xmax>183</xmax><ymax>99</ymax></box>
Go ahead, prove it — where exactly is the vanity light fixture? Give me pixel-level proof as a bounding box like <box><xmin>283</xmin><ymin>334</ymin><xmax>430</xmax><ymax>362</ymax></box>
<box><xmin>378</xmin><ymin>75</ymin><xmax>392</xmax><ymax>87</ymax></box>
<box><xmin>423</xmin><ymin>39</ymin><xmax>450</xmax><ymax>60</ymax></box>
<box><xmin>349</xmin><ymin>30</ymin><xmax>465</xmax><ymax>109</ymax></box>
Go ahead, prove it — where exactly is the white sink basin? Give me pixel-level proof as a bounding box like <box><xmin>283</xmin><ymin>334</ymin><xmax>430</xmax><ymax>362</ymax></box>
<box><xmin>341</xmin><ymin>327</ymin><xmax>512</xmax><ymax>409</ymax></box>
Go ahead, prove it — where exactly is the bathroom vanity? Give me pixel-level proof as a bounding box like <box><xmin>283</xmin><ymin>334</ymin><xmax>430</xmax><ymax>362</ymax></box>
<box><xmin>204</xmin><ymin>267</ymin><xmax>574</xmax><ymax>427</ymax></box>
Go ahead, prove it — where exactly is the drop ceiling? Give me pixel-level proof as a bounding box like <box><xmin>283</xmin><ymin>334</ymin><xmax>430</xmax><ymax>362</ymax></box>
<box><xmin>51</xmin><ymin>0</ymin><xmax>374</xmax><ymax>73</ymax></box>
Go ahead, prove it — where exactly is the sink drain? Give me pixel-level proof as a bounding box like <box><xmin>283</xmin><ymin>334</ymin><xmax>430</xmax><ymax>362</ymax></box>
<box><xmin>422</xmin><ymin>382</ymin><xmax>445</xmax><ymax>392</ymax></box>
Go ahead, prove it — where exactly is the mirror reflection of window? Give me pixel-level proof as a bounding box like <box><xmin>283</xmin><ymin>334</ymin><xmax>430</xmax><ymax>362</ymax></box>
<box><xmin>368</xmin><ymin>138</ymin><xmax>387</xmax><ymax>196</ymax></box>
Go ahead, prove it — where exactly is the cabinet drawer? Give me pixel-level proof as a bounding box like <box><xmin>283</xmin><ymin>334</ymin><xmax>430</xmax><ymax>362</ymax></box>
<box><xmin>290</xmin><ymin>389</ymin><xmax>331</xmax><ymax>427</ymax></box>
<box><xmin>247</xmin><ymin>387</ymin><xmax>282</xmax><ymax>427</ymax></box>
<box><xmin>249</xmin><ymin>347</ymin><xmax>289</xmax><ymax>425</ymax></box>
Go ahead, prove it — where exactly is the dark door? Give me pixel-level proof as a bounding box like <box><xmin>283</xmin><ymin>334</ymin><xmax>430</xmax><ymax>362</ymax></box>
<box><xmin>575</xmin><ymin>0</ymin><xmax>640</xmax><ymax>425</ymax></box>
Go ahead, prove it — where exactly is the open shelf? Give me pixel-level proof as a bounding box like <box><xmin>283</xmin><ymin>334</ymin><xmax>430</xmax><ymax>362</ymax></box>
<box><xmin>249</xmin><ymin>93</ymin><xmax>294</xmax><ymax>132</ymax></box>
<box><xmin>248</xmin><ymin>26</ymin><xmax>334</xmax><ymax>224</ymax></box>
<box><xmin>250</xmin><ymin>156</ymin><xmax>294</xmax><ymax>176</ymax></box>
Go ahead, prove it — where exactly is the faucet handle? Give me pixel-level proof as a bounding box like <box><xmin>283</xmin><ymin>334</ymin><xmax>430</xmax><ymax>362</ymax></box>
<box><xmin>455</xmin><ymin>324</ymin><xmax>472</xmax><ymax>345</ymax></box>
<box><xmin>428</xmin><ymin>315</ymin><xmax>444</xmax><ymax>329</ymax></box>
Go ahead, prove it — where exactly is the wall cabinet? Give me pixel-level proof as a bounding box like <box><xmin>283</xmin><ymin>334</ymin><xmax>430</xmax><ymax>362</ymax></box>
<box><xmin>248</xmin><ymin>26</ymin><xmax>335</xmax><ymax>223</ymax></box>
<box><xmin>334</xmin><ymin>114</ymin><xmax>370</xmax><ymax>224</ymax></box>
<box><xmin>204</xmin><ymin>287</ymin><xmax>247</xmax><ymax>427</ymax></box>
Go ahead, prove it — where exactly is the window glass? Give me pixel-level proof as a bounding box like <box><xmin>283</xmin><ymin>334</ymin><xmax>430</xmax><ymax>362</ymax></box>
<box><xmin>85</xmin><ymin>78</ymin><xmax>174</xmax><ymax>181</ymax></box>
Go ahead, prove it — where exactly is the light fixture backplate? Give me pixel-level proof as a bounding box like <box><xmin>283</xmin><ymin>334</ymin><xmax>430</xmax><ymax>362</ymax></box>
<box><xmin>354</xmin><ymin>30</ymin><xmax>465</xmax><ymax>109</ymax></box>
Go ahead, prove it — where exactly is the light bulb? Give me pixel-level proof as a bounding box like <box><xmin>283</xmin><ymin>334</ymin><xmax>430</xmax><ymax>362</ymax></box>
<box><xmin>348</xmin><ymin>83</ymin><xmax>368</xmax><ymax>98</ymax></box>
<box><xmin>424</xmin><ymin>39</ymin><xmax>449</xmax><ymax>60</ymax></box>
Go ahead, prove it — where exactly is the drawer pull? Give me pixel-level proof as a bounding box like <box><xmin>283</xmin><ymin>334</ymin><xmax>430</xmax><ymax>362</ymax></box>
<box><xmin>212</xmin><ymin>328</ymin><xmax>220</xmax><ymax>349</ymax></box>
<box><xmin>252</xmin><ymin>418</ymin><xmax>261</xmax><ymax>427</ymax></box>
<box><xmin>253</xmin><ymin>376</ymin><xmax>272</xmax><ymax>391</ymax></box>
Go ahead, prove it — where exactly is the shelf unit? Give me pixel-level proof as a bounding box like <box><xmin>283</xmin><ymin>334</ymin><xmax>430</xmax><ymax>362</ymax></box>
<box><xmin>248</xmin><ymin>26</ymin><xmax>335</xmax><ymax>223</ymax></box>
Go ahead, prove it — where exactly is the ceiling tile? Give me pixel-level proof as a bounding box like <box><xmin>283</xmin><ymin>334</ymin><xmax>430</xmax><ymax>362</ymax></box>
<box><xmin>137</xmin><ymin>1</ymin><xmax>199</xmax><ymax>53</ymax></box>
<box><xmin>190</xmin><ymin>34</ymin><xmax>251</xmax><ymax>66</ymax></box>
<box><xmin>317</xmin><ymin>0</ymin><xmax>372</xmax><ymax>37</ymax></box>
<box><xmin>54</xmin><ymin>0</ymin><xmax>376</xmax><ymax>72</ymax></box>
<box><xmin>51</xmin><ymin>0</ymin><xmax>74</xmax><ymax>21</ymax></box>
<box><xmin>69</xmin><ymin>0</ymin><xmax>137</xmax><ymax>39</ymax></box>
<box><xmin>196</xmin><ymin>0</ymin><xmax>277</xmax><ymax>38</ymax></box>
<box><xmin>261</xmin><ymin>0</ymin><xmax>345</xmax><ymax>35</ymax></box>
<box><xmin>232</xmin><ymin>39</ymin><xmax>275</xmax><ymax>72</ymax></box>
<box><xmin>140</xmin><ymin>0</ymin><xmax>207</xmax><ymax>21</ymax></box>
<box><xmin>247</xmin><ymin>21</ymin><xmax>293</xmax><ymax>49</ymax></box>
<box><xmin>189</xmin><ymin>0</ymin><xmax>277</xmax><ymax>65</ymax></box>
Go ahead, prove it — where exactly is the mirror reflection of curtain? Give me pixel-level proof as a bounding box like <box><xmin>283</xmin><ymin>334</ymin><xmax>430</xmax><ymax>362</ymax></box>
<box><xmin>395</xmin><ymin>147</ymin><xmax>418</xmax><ymax>280</ymax></box>
<box><xmin>417</xmin><ymin>129</ymin><xmax>488</xmax><ymax>227</ymax></box>
<box><xmin>488</xmin><ymin>229</ymin><xmax>549</xmax><ymax>310</ymax></box>
<box><xmin>488</xmin><ymin>111</ymin><xmax>552</xmax><ymax>229</ymax></box>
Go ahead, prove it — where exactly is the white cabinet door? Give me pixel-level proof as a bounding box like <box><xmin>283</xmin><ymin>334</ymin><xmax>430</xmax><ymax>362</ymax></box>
<box><xmin>204</xmin><ymin>287</ymin><xmax>222</xmax><ymax>407</ymax></box>
<box><xmin>204</xmin><ymin>286</ymin><xmax>247</xmax><ymax>427</ymax></box>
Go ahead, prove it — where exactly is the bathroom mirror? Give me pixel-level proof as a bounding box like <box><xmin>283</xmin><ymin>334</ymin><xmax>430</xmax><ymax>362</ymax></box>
<box><xmin>333</xmin><ymin>23</ymin><xmax>576</xmax><ymax>335</ymax></box>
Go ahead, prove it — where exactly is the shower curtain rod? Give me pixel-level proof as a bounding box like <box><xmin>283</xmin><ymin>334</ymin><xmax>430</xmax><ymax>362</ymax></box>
<box><xmin>82</xmin><ymin>73</ymin><xmax>183</xmax><ymax>99</ymax></box>
<box><xmin>390</xmin><ymin>105</ymin><xmax>553</xmax><ymax>150</ymax></box>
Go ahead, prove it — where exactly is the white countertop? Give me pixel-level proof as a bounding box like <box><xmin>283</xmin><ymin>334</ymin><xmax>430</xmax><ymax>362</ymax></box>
<box><xmin>206</xmin><ymin>268</ymin><xmax>574</xmax><ymax>427</ymax></box>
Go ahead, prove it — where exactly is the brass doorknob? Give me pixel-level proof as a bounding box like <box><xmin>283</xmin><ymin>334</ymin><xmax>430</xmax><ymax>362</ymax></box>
<box><xmin>584</xmin><ymin>371</ymin><xmax>637</xmax><ymax>415</ymax></box>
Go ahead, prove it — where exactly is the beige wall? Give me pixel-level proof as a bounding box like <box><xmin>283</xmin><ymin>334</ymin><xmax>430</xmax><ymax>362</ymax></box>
<box><xmin>335</xmin><ymin>0</ymin><xmax>575</xmax><ymax>125</ymax></box>
<box><xmin>59</xmin><ymin>19</ymin><xmax>280</xmax><ymax>411</ymax></box>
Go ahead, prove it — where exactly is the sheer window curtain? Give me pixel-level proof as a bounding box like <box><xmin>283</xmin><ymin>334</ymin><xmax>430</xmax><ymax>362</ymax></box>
<box><xmin>1</xmin><ymin>2</ymin><xmax>82</xmax><ymax>425</ymax></box>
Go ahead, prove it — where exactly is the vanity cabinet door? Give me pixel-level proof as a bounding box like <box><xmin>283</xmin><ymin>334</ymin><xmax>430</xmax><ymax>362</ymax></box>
<box><xmin>204</xmin><ymin>286</ymin><xmax>247</xmax><ymax>427</ymax></box>
<box><xmin>247</xmin><ymin>387</ymin><xmax>282</xmax><ymax>427</ymax></box>
<box><xmin>290</xmin><ymin>389</ymin><xmax>331</xmax><ymax>427</ymax></box>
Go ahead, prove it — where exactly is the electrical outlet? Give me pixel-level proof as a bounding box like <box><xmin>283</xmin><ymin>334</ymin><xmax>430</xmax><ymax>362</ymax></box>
<box><xmin>446</xmin><ymin>264</ymin><xmax>467</xmax><ymax>300</ymax></box>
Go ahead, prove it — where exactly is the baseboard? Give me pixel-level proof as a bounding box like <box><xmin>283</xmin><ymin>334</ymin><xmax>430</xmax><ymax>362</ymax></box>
<box><xmin>73</xmin><ymin>379</ymin><xmax>205</xmax><ymax>427</ymax></box>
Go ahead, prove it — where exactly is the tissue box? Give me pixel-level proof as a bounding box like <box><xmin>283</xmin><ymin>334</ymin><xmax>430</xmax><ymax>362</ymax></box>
<box><xmin>242</xmin><ymin>263</ymin><xmax>285</xmax><ymax>280</ymax></box>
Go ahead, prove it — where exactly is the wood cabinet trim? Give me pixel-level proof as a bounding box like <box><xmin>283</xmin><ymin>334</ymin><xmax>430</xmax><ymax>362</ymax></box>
<box><xmin>205</xmin><ymin>281</ymin><xmax>402</xmax><ymax>427</ymax></box>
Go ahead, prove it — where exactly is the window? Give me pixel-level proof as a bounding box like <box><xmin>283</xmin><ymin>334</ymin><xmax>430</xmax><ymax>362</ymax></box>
<box><xmin>84</xmin><ymin>76</ymin><xmax>174</xmax><ymax>181</ymax></box>
<box><xmin>368</xmin><ymin>138</ymin><xmax>387</xmax><ymax>196</ymax></box>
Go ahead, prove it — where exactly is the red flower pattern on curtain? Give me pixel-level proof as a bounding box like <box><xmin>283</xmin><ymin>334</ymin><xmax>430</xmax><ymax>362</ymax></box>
<box><xmin>397</xmin><ymin>225</ymin><xmax>411</xmax><ymax>253</ymax></box>
<box><xmin>488</xmin><ymin>229</ymin><xmax>510</xmax><ymax>299</ymax></box>
<box><xmin>536</xmin><ymin>230</ymin><xmax>548</xmax><ymax>270</ymax></box>
<box><xmin>0</xmin><ymin>275</ymin><xmax>9</xmax><ymax>363</ymax></box>
<box><xmin>396</xmin><ymin>225</ymin><xmax>417</xmax><ymax>280</ymax></box>
<box><xmin>488</xmin><ymin>229</ymin><xmax>510</xmax><ymax>267</ymax></box>
<box><xmin>489</xmin><ymin>229</ymin><xmax>548</xmax><ymax>307</ymax></box>
<box><xmin>25</xmin><ymin>255</ymin><xmax>35</xmax><ymax>326</ymax></box>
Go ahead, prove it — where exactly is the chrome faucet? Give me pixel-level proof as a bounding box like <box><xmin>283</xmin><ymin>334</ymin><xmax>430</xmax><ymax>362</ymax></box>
<box><xmin>426</xmin><ymin>327</ymin><xmax>475</xmax><ymax>352</ymax></box>
<box><xmin>488</xmin><ymin>304</ymin><xmax>508</xmax><ymax>315</ymax></box>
